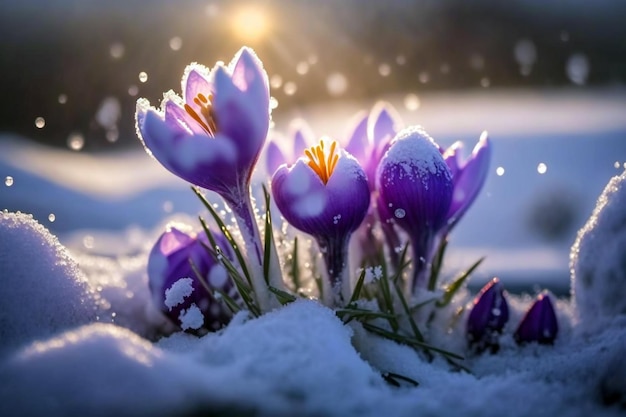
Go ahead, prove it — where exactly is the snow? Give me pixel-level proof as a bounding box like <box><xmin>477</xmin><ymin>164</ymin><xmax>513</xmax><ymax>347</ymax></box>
<box><xmin>164</xmin><ymin>277</ymin><xmax>194</xmax><ymax>310</ymax></box>
<box><xmin>1</xmin><ymin>90</ymin><xmax>626</xmax><ymax>416</ymax></box>
<box><xmin>178</xmin><ymin>304</ymin><xmax>203</xmax><ymax>331</ymax></box>
<box><xmin>0</xmin><ymin>211</ymin><xmax>99</xmax><ymax>358</ymax></box>
<box><xmin>570</xmin><ymin>170</ymin><xmax>626</xmax><ymax>322</ymax></box>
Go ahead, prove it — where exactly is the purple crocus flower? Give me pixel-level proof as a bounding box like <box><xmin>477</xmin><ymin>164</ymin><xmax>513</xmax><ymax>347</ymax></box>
<box><xmin>271</xmin><ymin>139</ymin><xmax>370</xmax><ymax>304</ymax></box>
<box><xmin>136</xmin><ymin>47</ymin><xmax>269</xmax><ymax>208</ymax></box>
<box><xmin>136</xmin><ymin>47</ymin><xmax>281</xmax><ymax>311</ymax></box>
<box><xmin>466</xmin><ymin>278</ymin><xmax>509</xmax><ymax>353</ymax></box>
<box><xmin>148</xmin><ymin>227</ymin><xmax>237</xmax><ymax>334</ymax></box>
<box><xmin>442</xmin><ymin>132</ymin><xmax>491</xmax><ymax>231</ymax></box>
<box><xmin>376</xmin><ymin>126</ymin><xmax>453</xmax><ymax>293</ymax></box>
<box><xmin>515</xmin><ymin>292</ymin><xmax>559</xmax><ymax>345</ymax></box>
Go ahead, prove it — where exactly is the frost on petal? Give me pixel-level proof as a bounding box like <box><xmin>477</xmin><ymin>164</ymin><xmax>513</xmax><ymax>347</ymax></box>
<box><xmin>164</xmin><ymin>278</ymin><xmax>194</xmax><ymax>311</ymax></box>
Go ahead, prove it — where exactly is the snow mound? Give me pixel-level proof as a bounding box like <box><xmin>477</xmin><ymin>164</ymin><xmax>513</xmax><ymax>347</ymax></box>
<box><xmin>571</xmin><ymin>170</ymin><xmax>626</xmax><ymax>323</ymax></box>
<box><xmin>0</xmin><ymin>211</ymin><xmax>98</xmax><ymax>357</ymax></box>
<box><xmin>0</xmin><ymin>323</ymin><xmax>209</xmax><ymax>417</ymax></box>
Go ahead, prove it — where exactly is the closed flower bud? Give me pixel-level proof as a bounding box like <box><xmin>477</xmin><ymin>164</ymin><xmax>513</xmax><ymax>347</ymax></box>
<box><xmin>466</xmin><ymin>278</ymin><xmax>509</xmax><ymax>353</ymax></box>
<box><xmin>515</xmin><ymin>292</ymin><xmax>559</xmax><ymax>345</ymax></box>
<box><xmin>148</xmin><ymin>227</ymin><xmax>237</xmax><ymax>334</ymax></box>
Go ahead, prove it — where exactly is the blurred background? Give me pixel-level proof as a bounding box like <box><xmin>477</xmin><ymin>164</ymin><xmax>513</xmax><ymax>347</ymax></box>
<box><xmin>1</xmin><ymin>0</ymin><xmax>626</xmax><ymax>295</ymax></box>
<box><xmin>1</xmin><ymin>0</ymin><xmax>625</xmax><ymax>150</ymax></box>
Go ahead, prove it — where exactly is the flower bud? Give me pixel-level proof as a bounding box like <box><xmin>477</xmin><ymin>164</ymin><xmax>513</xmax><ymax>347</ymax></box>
<box><xmin>515</xmin><ymin>292</ymin><xmax>558</xmax><ymax>345</ymax></box>
<box><xmin>466</xmin><ymin>278</ymin><xmax>509</xmax><ymax>353</ymax></box>
<box><xmin>148</xmin><ymin>227</ymin><xmax>237</xmax><ymax>334</ymax></box>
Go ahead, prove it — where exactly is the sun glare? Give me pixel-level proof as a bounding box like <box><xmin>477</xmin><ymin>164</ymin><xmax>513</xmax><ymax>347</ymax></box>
<box><xmin>231</xmin><ymin>6</ymin><xmax>270</xmax><ymax>42</ymax></box>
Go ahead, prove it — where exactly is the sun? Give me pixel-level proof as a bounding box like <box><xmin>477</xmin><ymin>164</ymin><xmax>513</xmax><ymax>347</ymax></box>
<box><xmin>230</xmin><ymin>6</ymin><xmax>270</xmax><ymax>42</ymax></box>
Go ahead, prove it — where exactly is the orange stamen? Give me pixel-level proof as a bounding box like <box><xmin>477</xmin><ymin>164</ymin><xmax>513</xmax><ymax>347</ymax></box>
<box><xmin>184</xmin><ymin>93</ymin><xmax>217</xmax><ymax>136</ymax></box>
<box><xmin>306</xmin><ymin>140</ymin><xmax>339</xmax><ymax>185</ymax></box>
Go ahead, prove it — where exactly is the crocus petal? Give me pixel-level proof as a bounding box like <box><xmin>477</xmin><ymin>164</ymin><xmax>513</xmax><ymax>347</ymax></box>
<box><xmin>213</xmin><ymin>64</ymin><xmax>268</xmax><ymax>170</ymax></box>
<box><xmin>344</xmin><ymin>111</ymin><xmax>369</xmax><ymax>165</ymax></box>
<box><xmin>266</xmin><ymin>141</ymin><xmax>286</xmax><ymax>176</ymax></box>
<box><xmin>515</xmin><ymin>293</ymin><xmax>558</xmax><ymax>344</ymax></box>
<box><xmin>230</xmin><ymin>47</ymin><xmax>270</xmax><ymax>109</ymax></box>
<box><xmin>139</xmin><ymin>110</ymin><xmax>241</xmax><ymax>195</ymax></box>
<box><xmin>443</xmin><ymin>141</ymin><xmax>463</xmax><ymax>179</ymax></box>
<box><xmin>368</xmin><ymin>102</ymin><xmax>402</xmax><ymax>148</ymax></box>
<box><xmin>293</xmin><ymin>127</ymin><xmax>311</xmax><ymax>158</ymax></box>
<box><xmin>447</xmin><ymin>132</ymin><xmax>491</xmax><ymax>225</ymax></box>
<box><xmin>183</xmin><ymin>67</ymin><xmax>212</xmax><ymax>114</ymax></box>
<box><xmin>164</xmin><ymin>98</ymin><xmax>206</xmax><ymax>136</ymax></box>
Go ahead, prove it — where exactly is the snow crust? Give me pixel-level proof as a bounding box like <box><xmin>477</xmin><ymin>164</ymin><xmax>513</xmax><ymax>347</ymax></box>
<box><xmin>0</xmin><ymin>211</ymin><xmax>99</xmax><ymax>357</ymax></box>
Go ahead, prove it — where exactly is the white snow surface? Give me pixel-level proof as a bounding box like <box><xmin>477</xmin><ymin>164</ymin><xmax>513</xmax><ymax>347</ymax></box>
<box><xmin>0</xmin><ymin>211</ymin><xmax>99</xmax><ymax>358</ymax></box>
<box><xmin>571</xmin><ymin>170</ymin><xmax>626</xmax><ymax>323</ymax></box>
<box><xmin>0</xmin><ymin>211</ymin><xmax>624</xmax><ymax>416</ymax></box>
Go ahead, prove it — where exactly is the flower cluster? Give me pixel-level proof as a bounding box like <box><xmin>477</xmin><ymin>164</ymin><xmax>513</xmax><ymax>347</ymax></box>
<box><xmin>136</xmin><ymin>45</ymin><xmax>559</xmax><ymax>366</ymax></box>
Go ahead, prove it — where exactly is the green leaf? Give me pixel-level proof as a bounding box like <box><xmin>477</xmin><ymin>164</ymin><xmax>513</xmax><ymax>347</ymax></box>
<box><xmin>262</xmin><ymin>185</ymin><xmax>273</xmax><ymax>285</ymax></box>
<box><xmin>393</xmin><ymin>281</ymin><xmax>425</xmax><ymax>342</ymax></box>
<box><xmin>290</xmin><ymin>236</ymin><xmax>301</xmax><ymax>292</ymax></box>
<box><xmin>188</xmin><ymin>258</ymin><xmax>242</xmax><ymax>315</ymax></box>
<box><xmin>192</xmin><ymin>187</ymin><xmax>252</xmax><ymax>286</ymax></box>
<box><xmin>336</xmin><ymin>308</ymin><xmax>395</xmax><ymax>322</ymax></box>
<box><xmin>347</xmin><ymin>268</ymin><xmax>367</xmax><ymax>306</ymax></box>
<box><xmin>436</xmin><ymin>257</ymin><xmax>485</xmax><ymax>307</ymax></box>
<box><xmin>428</xmin><ymin>236</ymin><xmax>448</xmax><ymax>291</ymax></box>
<box><xmin>361</xmin><ymin>322</ymin><xmax>464</xmax><ymax>361</ymax></box>
<box><xmin>268</xmin><ymin>285</ymin><xmax>297</xmax><ymax>305</ymax></box>
<box><xmin>381</xmin><ymin>371</ymin><xmax>419</xmax><ymax>387</ymax></box>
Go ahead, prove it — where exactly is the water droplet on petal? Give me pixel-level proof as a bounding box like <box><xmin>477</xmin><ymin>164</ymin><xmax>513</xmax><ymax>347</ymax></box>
<box><xmin>5</xmin><ymin>176</ymin><xmax>13</xmax><ymax>187</ymax></box>
<box><xmin>496</xmin><ymin>167</ymin><xmax>505</xmax><ymax>176</ymax></box>
<box><xmin>394</xmin><ymin>208</ymin><xmax>406</xmax><ymax>219</ymax></box>
<box><xmin>48</xmin><ymin>213</ymin><xmax>56</xmax><ymax>222</ymax></box>
<box><xmin>35</xmin><ymin>117</ymin><xmax>45</xmax><ymax>128</ymax></box>
<box><xmin>269</xmin><ymin>97</ymin><xmax>279</xmax><ymax>109</ymax></box>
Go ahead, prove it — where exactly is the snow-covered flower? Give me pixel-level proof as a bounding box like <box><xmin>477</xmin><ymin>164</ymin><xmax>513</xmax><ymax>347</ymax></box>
<box><xmin>442</xmin><ymin>132</ymin><xmax>491</xmax><ymax>231</ymax></box>
<box><xmin>515</xmin><ymin>292</ymin><xmax>559</xmax><ymax>345</ymax></box>
<box><xmin>271</xmin><ymin>138</ymin><xmax>370</xmax><ymax>304</ymax></box>
<box><xmin>376</xmin><ymin>126</ymin><xmax>453</xmax><ymax>292</ymax></box>
<box><xmin>466</xmin><ymin>278</ymin><xmax>509</xmax><ymax>353</ymax></box>
<box><xmin>135</xmin><ymin>47</ymin><xmax>269</xmax><ymax>208</ymax></box>
<box><xmin>148</xmin><ymin>226</ymin><xmax>236</xmax><ymax>334</ymax></box>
